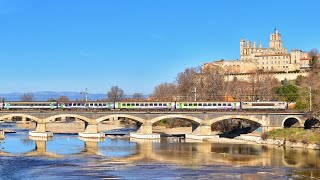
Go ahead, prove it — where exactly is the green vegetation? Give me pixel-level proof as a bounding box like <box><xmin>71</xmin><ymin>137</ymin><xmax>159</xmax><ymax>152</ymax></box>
<box><xmin>266</xmin><ymin>129</ymin><xmax>320</xmax><ymax>144</ymax></box>
<box><xmin>274</xmin><ymin>85</ymin><xmax>299</xmax><ymax>102</ymax></box>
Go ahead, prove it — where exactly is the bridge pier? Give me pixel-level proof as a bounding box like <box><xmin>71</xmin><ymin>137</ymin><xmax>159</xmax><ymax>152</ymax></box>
<box><xmin>29</xmin><ymin>123</ymin><xmax>53</xmax><ymax>137</ymax></box>
<box><xmin>130</xmin><ymin>124</ymin><xmax>160</xmax><ymax>139</ymax></box>
<box><xmin>186</xmin><ymin>124</ymin><xmax>218</xmax><ymax>140</ymax></box>
<box><xmin>79</xmin><ymin>123</ymin><xmax>105</xmax><ymax>138</ymax></box>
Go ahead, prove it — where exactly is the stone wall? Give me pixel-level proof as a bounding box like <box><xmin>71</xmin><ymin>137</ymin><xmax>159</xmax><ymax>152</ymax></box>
<box><xmin>225</xmin><ymin>72</ymin><xmax>308</xmax><ymax>82</ymax></box>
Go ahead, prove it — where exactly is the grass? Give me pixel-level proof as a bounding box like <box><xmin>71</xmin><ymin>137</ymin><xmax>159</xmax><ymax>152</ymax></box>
<box><xmin>267</xmin><ymin>128</ymin><xmax>320</xmax><ymax>144</ymax></box>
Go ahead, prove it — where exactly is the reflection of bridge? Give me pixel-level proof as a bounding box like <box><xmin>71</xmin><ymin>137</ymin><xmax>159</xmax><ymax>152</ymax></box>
<box><xmin>96</xmin><ymin>139</ymin><xmax>320</xmax><ymax>168</ymax></box>
<box><xmin>0</xmin><ymin>111</ymin><xmax>318</xmax><ymax>139</ymax></box>
<box><xmin>1</xmin><ymin>136</ymin><xmax>319</xmax><ymax>168</ymax></box>
<box><xmin>0</xmin><ymin>136</ymin><xmax>104</xmax><ymax>157</ymax></box>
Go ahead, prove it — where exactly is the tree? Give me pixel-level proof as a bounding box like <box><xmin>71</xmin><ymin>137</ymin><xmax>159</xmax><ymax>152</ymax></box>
<box><xmin>275</xmin><ymin>85</ymin><xmax>299</xmax><ymax>102</ymax></box>
<box><xmin>21</xmin><ymin>93</ymin><xmax>35</xmax><ymax>101</ymax></box>
<box><xmin>48</xmin><ymin>97</ymin><xmax>56</xmax><ymax>102</ymax></box>
<box><xmin>150</xmin><ymin>83</ymin><xmax>177</xmax><ymax>101</ymax></box>
<box><xmin>202</xmin><ymin>69</ymin><xmax>225</xmax><ymax>100</ymax></box>
<box><xmin>308</xmin><ymin>48</ymin><xmax>319</xmax><ymax>70</ymax></box>
<box><xmin>176</xmin><ymin>67</ymin><xmax>199</xmax><ymax>100</ymax></box>
<box><xmin>308</xmin><ymin>48</ymin><xmax>319</xmax><ymax>58</ymax></box>
<box><xmin>58</xmin><ymin>96</ymin><xmax>69</xmax><ymax>102</ymax></box>
<box><xmin>132</xmin><ymin>93</ymin><xmax>145</xmax><ymax>101</ymax></box>
<box><xmin>107</xmin><ymin>86</ymin><xmax>125</xmax><ymax>101</ymax></box>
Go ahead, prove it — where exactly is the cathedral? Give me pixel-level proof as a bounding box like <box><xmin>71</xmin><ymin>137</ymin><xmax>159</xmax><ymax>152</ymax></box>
<box><xmin>202</xmin><ymin>29</ymin><xmax>310</xmax><ymax>74</ymax></box>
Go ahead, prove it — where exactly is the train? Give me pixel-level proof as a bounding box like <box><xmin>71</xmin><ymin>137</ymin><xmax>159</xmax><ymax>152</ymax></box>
<box><xmin>0</xmin><ymin>101</ymin><xmax>288</xmax><ymax>111</ymax></box>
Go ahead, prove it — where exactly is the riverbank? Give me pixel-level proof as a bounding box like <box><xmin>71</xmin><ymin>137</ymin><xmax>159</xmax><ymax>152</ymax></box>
<box><xmin>235</xmin><ymin>134</ymin><xmax>320</xmax><ymax>150</ymax></box>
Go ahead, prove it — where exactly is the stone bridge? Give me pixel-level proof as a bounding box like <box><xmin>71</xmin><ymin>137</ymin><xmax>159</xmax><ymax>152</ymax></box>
<box><xmin>0</xmin><ymin>111</ymin><xmax>317</xmax><ymax>139</ymax></box>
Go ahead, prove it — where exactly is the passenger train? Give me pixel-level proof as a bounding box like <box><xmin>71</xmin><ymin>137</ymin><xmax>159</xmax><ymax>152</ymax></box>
<box><xmin>0</xmin><ymin>101</ymin><xmax>288</xmax><ymax>110</ymax></box>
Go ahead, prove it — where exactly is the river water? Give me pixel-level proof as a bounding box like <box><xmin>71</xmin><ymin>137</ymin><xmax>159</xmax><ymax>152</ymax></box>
<box><xmin>0</xmin><ymin>123</ymin><xmax>320</xmax><ymax>180</ymax></box>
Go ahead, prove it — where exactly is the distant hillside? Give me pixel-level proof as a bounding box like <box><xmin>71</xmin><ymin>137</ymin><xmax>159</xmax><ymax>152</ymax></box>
<box><xmin>0</xmin><ymin>91</ymin><xmax>106</xmax><ymax>101</ymax></box>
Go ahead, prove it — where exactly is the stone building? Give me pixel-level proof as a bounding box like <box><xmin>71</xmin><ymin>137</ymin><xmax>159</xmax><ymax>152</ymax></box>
<box><xmin>203</xmin><ymin>29</ymin><xmax>308</xmax><ymax>74</ymax></box>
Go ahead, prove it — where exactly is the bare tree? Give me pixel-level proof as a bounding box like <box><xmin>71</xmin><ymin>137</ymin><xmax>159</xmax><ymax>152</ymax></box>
<box><xmin>48</xmin><ymin>97</ymin><xmax>56</xmax><ymax>102</ymax></box>
<box><xmin>176</xmin><ymin>67</ymin><xmax>199</xmax><ymax>100</ymax></box>
<box><xmin>202</xmin><ymin>69</ymin><xmax>225</xmax><ymax>100</ymax></box>
<box><xmin>150</xmin><ymin>83</ymin><xmax>177</xmax><ymax>101</ymax></box>
<box><xmin>308</xmin><ymin>48</ymin><xmax>319</xmax><ymax>58</ymax></box>
<box><xmin>132</xmin><ymin>93</ymin><xmax>145</xmax><ymax>101</ymax></box>
<box><xmin>107</xmin><ymin>86</ymin><xmax>125</xmax><ymax>101</ymax></box>
<box><xmin>21</xmin><ymin>93</ymin><xmax>35</xmax><ymax>101</ymax></box>
<box><xmin>58</xmin><ymin>96</ymin><xmax>69</xmax><ymax>102</ymax></box>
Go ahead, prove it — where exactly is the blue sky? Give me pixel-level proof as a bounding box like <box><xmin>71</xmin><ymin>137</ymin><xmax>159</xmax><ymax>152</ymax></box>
<box><xmin>0</xmin><ymin>0</ymin><xmax>319</xmax><ymax>94</ymax></box>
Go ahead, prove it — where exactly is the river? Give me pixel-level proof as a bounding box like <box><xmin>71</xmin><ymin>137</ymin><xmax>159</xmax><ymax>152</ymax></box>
<box><xmin>0</xmin><ymin>123</ymin><xmax>319</xmax><ymax>179</ymax></box>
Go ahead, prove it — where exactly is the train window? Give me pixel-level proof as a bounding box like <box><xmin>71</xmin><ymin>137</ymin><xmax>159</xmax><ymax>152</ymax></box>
<box><xmin>163</xmin><ymin>103</ymin><xmax>167</xmax><ymax>106</ymax></box>
<box><xmin>154</xmin><ymin>103</ymin><xmax>158</xmax><ymax>106</ymax></box>
<box><xmin>212</xmin><ymin>103</ymin><xmax>216</xmax><ymax>106</ymax></box>
<box><xmin>131</xmin><ymin>103</ymin><xmax>134</xmax><ymax>106</ymax></box>
<box><xmin>218</xmin><ymin>103</ymin><xmax>221</xmax><ymax>106</ymax></box>
<box><xmin>198</xmin><ymin>103</ymin><xmax>202</xmax><ymax>106</ymax></box>
<box><xmin>159</xmin><ymin>103</ymin><xmax>162</xmax><ymax>106</ymax></box>
<box><xmin>189</xmin><ymin>103</ymin><xmax>192</xmax><ymax>106</ymax></box>
<box><xmin>77</xmin><ymin>103</ymin><xmax>81</xmax><ymax>106</ymax></box>
<box><xmin>140</xmin><ymin>103</ymin><xmax>144</xmax><ymax>106</ymax></box>
<box><xmin>126</xmin><ymin>103</ymin><xmax>130</xmax><ymax>106</ymax></box>
<box><xmin>136</xmin><ymin>103</ymin><xmax>139</xmax><ymax>106</ymax></box>
<box><xmin>203</xmin><ymin>103</ymin><xmax>207</xmax><ymax>106</ymax></box>
<box><xmin>223</xmin><ymin>103</ymin><xmax>226</xmax><ymax>106</ymax></box>
<box><xmin>145</xmin><ymin>103</ymin><xmax>149</xmax><ymax>106</ymax></box>
<box><xmin>69</xmin><ymin>103</ymin><xmax>72</xmax><ymax>106</ymax></box>
<box><xmin>194</xmin><ymin>103</ymin><xmax>197</xmax><ymax>106</ymax></box>
<box><xmin>228</xmin><ymin>103</ymin><xmax>231</xmax><ymax>106</ymax></box>
<box><xmin>122</xmin><ymin>103</ymin><xmax>126</xmax><ymax>106</ymax></box>
<box><xmin>184</xmin><ymin>103</ymin><xmax>187</xmax><ymax>106</ymax></box>
<box><xmin>208</xmin><ymin>103</ymin><xmax>212</xmax><ymax>106</ymax></box>
<box><xmin>90</xmin><ymin>103</ymin><xmax>93</xmax><ymax>106</ymax></box>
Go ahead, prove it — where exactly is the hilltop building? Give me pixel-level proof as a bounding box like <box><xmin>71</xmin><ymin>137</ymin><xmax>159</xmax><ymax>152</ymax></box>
<box><xmin>202</xmin><ymin>29</ymin><xmax>311</xmax><ymax>74</ymax></box>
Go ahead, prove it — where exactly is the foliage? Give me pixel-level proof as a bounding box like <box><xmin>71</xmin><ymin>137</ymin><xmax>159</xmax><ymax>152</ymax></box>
<box><xmin>107</xmin><ymin>86</ymin><xmax>125</xmax><ymax>101</ymax></box>
<box><xmin>274</xmin><ymin>85</ymin><xmax>299</xmax><ymax>102</ymax></box>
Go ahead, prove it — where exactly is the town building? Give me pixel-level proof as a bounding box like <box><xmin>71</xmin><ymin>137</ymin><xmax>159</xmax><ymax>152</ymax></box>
<box><xmin>202</xmin><ymin>29</ymin><xmax>311</xmax><ymax>74</ymax></box>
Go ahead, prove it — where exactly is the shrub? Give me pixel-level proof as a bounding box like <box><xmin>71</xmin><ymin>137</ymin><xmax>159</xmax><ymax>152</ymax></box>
<box><xmin>261</xmin><ymin>132</ymin><xmax>268</xmax><ymax>140</ymax></box>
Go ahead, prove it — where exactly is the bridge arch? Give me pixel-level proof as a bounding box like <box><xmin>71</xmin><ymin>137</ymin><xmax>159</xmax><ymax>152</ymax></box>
<box><xmin>282</xmin><ymin>116</ymin><xmax>302</xmax><ymax>128</ymax></box>
<box><xmin>0</xmin><ymin>114</ymin><xmax>41</xmax><ymax>123</ymax></box>
<box><xmin>150</xmin><ymin>115</ymin><xmax>202</xmax><ymax>125</ymax></box>
<box><xmin>96</xmin><ymin>114</ymin><xmax>146</xmax><ymax>124</ymax></box>
<box><xmin>208</xmin><ymin>115</ymin><xmax>264</xmax><ymax>126</ymax></box>
<box><xmin>44</xmin><ymin>114</ymin><xmax>93</xmax><ymax>124</ymax></box>
<box><xmin>304</xmin><ymin>118</ymin><xmax>320</xmax><ymax>129</ymax></box>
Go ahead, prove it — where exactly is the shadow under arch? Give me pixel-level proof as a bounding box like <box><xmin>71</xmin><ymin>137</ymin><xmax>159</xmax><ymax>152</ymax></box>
<box><xmin>44</xmin><ymin>114</ymin><xmax>93</xmax><ymax>124</ymax></box>
<box><xmin>0</xmin><ymin>114</ymin><xmax>41</xmax><ymax>123</ymax></box>
<box><xmin>96</xmin><ymin>114</ymin><xmax>146</xmax><ymax>124</ymax></box>
<box><xmin>150</xmin><ymin>115</ymin><xmax>202</xmax><ymax>125</ymax></box>
<box><xmin>304</xmin><ymin>118</ymin><xmax>320</xmax><ymax>129</ymax></box>
<box><xmin>282</xmin><ymin>116</ymin><xmax>302</xmax><ymax>128</ymax></box>
<box><xmin>208</xmin><ymin>115</ymin><xmax>264</xmax><ymax>126</ymax></box>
